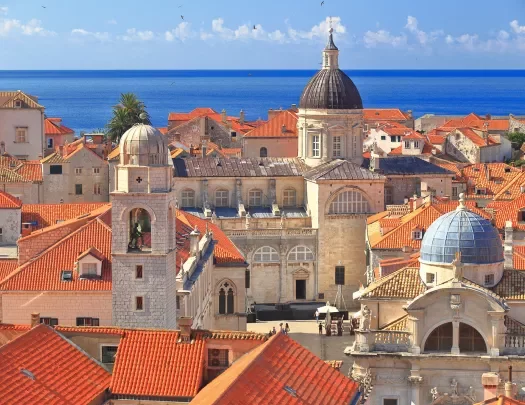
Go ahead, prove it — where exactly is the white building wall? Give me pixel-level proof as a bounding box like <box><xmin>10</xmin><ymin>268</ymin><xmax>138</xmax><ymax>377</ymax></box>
<box><xmin>0</xmin><ymin>109</ymin><xmax>44</xmax><ymax>160</ymax></box>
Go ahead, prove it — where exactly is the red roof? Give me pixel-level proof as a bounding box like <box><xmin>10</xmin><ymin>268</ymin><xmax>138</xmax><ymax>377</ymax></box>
<box><xmin>0</xmin><ymin>324</ymin><xmax>111</xmax><ymax>405</ymax></box>
<box><xmin>364</xmin><ymin>109</ymin><xmax>411</xmax><ymax>121</ymax></box>
<box><xmin>0</xmin><ymin>259</ymin><xmax>17</xmax><ymax>283</ymax></box>
<box><xmin>475</xmin><ymin>396</ymin><xmax>525</xmax><ymax>405</ymax></box>
<box><xmin>243</xmin><ymin>110</ymin><xmax>297</xmax><ymax>138</ymax></box>
<box><xmin>21</xmin><ymin>202</ymin><xmax>107</xmax><ymax>228</ymax></box>
<box><xmin>0</xmin><ymin>214</ymin><xmax>112</xmax><ymax>291</ymax></box>
<box><xmin>44</xmin><ymin>118</ymin><xmax>74</xmax><ymax>136</ymax></box>
<box><xmin>456</xmin><ymin>127</ymin><xmax>499</xmax><ymax>147</ymax></box>
<box><xmin>439</xmin><ymin>113</ymin><xmax>509</xmax><ymax>132</ymax></box>
<box><xmin>168</xmin><ymin>108</ymin><xmax>256</xmax><ymax>134</ymax></box>
<box><xmin>110</xmin><ymin>329</ymin><xmax>205</xmax><ymax>398</ymax></box>
<box><xmin>489</xmin><ymin>195</ymin><xmax>525</xmax><ymax>231</ymax></box>
<box><xmin>192</xmin><ymin>332</ymin><xmax>359</xmax><ymax>405</ymax></box>
<box><xmin>16</xmin><ymin>161</ymin><xmax>43</xmax><ymax>182</ymax></box>
<box><xmin>0</xmin><ymin>190</ymin><xmax>22</xmax><ymax>209</ymax></box>
<box><xmin>177</xmin><ymin>210</ymin><xmax>245</xmax><ymax>265</ymax></box>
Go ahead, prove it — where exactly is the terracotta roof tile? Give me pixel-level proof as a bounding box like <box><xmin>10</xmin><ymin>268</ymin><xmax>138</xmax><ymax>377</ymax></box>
<box><xmin>460</xmin><ymin>163</ymin><xmax>521</xmax><ymax>199</ymax></box>
<box><xmin>21</xmin><ymin>202</ymin><xmax>107</xmax><ymax>228</ymax></box>
<box><xmin>304</xmin><ymin>159</ymin><xmax>385</xmax><ymax>181</ymax></box>
<box><xmin>0</xmin><ymin>215</ymin><xmax>112</xmax><ymax>291</ymax></box>
<box><xmin>0</xmin><ymin>91</ymin><xmax>44</xmax><ymax>109</ymax></box>
<box><xmin>41</xmin><ymin>152</ymin><xmax>69</xmax><ymax>164</ymax></box>
<box><xmin>381</xmin><ymin>314</ymin><xmax>409</xmax><ymax>331</ymax></box>
<box><xmin>475</xmin><ymin>395</ymin><xmax>525</xmax><ymax>405</ymax></box>
<box><xmin>44</xmin><ymin>118</ymin><xmax>74</xmax><ymax>135</ymax></box>
<box><xmin>358</xmin><ymin>265</ymin><xmax>425</xmax><ymax>299</ymax></box>
<box><xmin>0</xmin><ymin>191</ymin><xmax>22</xmax><ymax>208</ymax></box>
<box><xmin>0</xmin><ymin>324</ymin><xmax>111</xmax><ymax>405</ymax></box>
<box><xmin>493</xmin><ymin>172</ymin><xmax>525</xmax><ymax>201</ymax></box>
<box><xmin>107</xmin><ymin>147</ymin><xmax>120</xmax><ymax>161</ymax></box>
<box><xmin>110</xmin><ymin>329</ymin><xmax>205</xmax><ymax>398</ymax></box>
<box><xmin>0</xmin><ymin>323</ymin><xmax>31</xmax><ymax>346</ymax></box>
<box><xmin>243</xmin><ymin>110</ymin><xmax>297</xmax><ymax>138</ymax></box>
<box><xmin>15</xmin><ymin>161</ymin><xmax>43</xmax><ymax>182</ymax></box>
<box><xmin>168</xmin><ymin>108</ymin><xmax>255</xmax><ymax>134</ymax></box>
<box><xmin>192</xmin><ymin>332</ymin><xmax>359</xmax><ymax>405</ymax></box>
<box><xmin>0</xmin><ymin>167</ymin><xmax>31</xmax><ymax>183</ymax></box>
<box><xmin>456</xmin><ymin>127</ymin><xmax>499</xmax><ymax>147</ymax></box>
<box><xmin>426</xmin><ymin>133</ymin><xmax>446</xmax><ymax>145</ymax></box>
<box><xmin>364</xmin><ymin>109</ymin><xmax>411</xmax><ymax>121</ymax></box>
<box><xmin>440</xmin><ymin>113</ymin><xmax>509</xmax><ymax>132</ymax></box>
<box><xmin>0</xmin><ymin>259</ymin><xmax>18</xmax><ymax>283</ymax></box>
<box><xmin>514</xmin><ymin>246</ymin><xmax>525</xmax><ymax>270</ymax></box>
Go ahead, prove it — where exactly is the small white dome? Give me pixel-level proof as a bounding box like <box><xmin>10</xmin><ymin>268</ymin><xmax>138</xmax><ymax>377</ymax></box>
<box><xmin>119</xmin><ymin>124</ymin><xmax>169</xmax><ymax>166</ymax></box>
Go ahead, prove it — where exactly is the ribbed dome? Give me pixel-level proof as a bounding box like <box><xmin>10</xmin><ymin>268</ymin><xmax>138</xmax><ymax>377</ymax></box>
<box><xmin>119</xmin><ymin>124</ymin><xmax>169</xmax><ymax>166</ymax></box>
<box><xmin>299</xmin><ymin>69</ymin><xmax>363</xmax><ymax>110</ymax></box>
<box><xmin>420</xmin><ymin>206</ymin><xmax>503</xmax><ymax>265</ymax></box>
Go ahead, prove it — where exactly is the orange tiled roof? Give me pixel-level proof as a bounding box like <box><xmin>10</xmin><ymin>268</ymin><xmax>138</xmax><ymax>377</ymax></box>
<box><xmin>461</xmin><ymin>163</ymin><xmax>521</xmax><ymax>199</ymax></box>
<box><xmin>0</xmin><ymin>215</ymin><xmax>112</xmax><ymax>291</ymax></box>
<box><xmin>191</xmin><ymin>332</ymin><xmax>359</xmax><ymax>405</ymax></box>
<box><xmin>426</xmin><ymin>133</ymin><xmax>446</xmax><ymax>145</ymax></box>
<box><xmin>177</xmin><ymin>210</ymin><xmax>245</xmax><ymax>265</ymax></box>
<box><xmin>16</xmin><ymin>160</ymin><xmax>43</xmax><ymax>182</ymax></box>
<box><xmin>21</xmin><ymin>202</ymin><xmax>107</xmax><ymax>228</ymax></box>
<box><xmin>0</xmin><ymin>323</ymin><xmax>31</xmax><ymax>346</ymax></box>
<box><xmin>475</xmin><ymin>396</ymin><xmax>525</xmax><ymax>405</ymax></box>
<box><xmin>358</xmin><ymin>265</ymin><xmax>425</xmax><ymax>299</ymax></box>
<box><xmin>488</xmin><ymin>195</ymin><xmax>525</xmax><ymax>231</ymax></box>
<box><xmin>107</xmin><ymin>146</ymin><xmax>120</xmax><ymax>161</ymax></box>
<box><xmin>0</xmin><ymin>259</ymin><xmax>18</xmax><ymax>283</ymax></box>
<box><xmin>243</xmin><ymin>110</ymin><xmax>297</xmax><ymax>138</ymax></box>
<box><xmin>381</xmin><ymin>314</ymin><xmax>409</xmax><ymax>331</ymax></box>
<box><xmin>364</xmin><ymin>109</ymin><xmax>411</xmax><ymax>121</ymax></box>
<box><xmin>168</xmin><ymin>108</ymin><xmax>256</xmax><ymax>134</ymax></box>
<box><xmin>0</xmin><ymin>324</ymin><xmax>111</xmax><ymax>405</ymax></box>
<box><xmin>514</xmin><ymin>246</ymin><xmax>525</xmax><ymax>270</ymax></box>
<box><xmin>440</xmin><ymin>113</ymin><xmax>509</xmax><ymax>132</ymax></box>
<box><xmin>455</xmin><ymin>127</ymin><xmax>499</xmax><ymax>147</ymax></box>
<box><xmin>493</xmin><ymin>172</ymin><xmax>525</xmax><ymax>201</ymax></box>
<box><xmin>44</xmin><ymin>117</ymin><xmax>74</xmax><ymax>135</ymax></box>
<box><xmin>0</xmin><ymin>190</ymin><xmax>22</xmax><ymax>209</ymax></box>
<box><xmin>110</xmin><ymin>329</ymin><xmax>205</xmax><ymax>398</ymax></box>
<box><xmin>375</xmin><ymin>122</ymin><xmax>413</xmax><ymax>136</ymax></box>
<box><xmin>158</xmin><ymin>127</ymin><xmax>168</xmax><ymax>135</ymax></box>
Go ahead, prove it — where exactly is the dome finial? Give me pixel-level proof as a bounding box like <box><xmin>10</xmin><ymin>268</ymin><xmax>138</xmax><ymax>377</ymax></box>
<box><xmin>456</xmin><ymin>193</ymin><xmax>467</xmax><ymax>211</ymax></box>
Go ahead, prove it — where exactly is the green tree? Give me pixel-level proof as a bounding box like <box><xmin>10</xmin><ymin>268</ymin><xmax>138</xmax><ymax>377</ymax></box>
<box><xmin>106</xmin><ymin>93</ymin><xmax>151</xmax><ymax>143</ymax></box>
<box><xmin>507</xmin><ymin>131</ymin><xmax>525</xmax><ymax>149</ymax></box>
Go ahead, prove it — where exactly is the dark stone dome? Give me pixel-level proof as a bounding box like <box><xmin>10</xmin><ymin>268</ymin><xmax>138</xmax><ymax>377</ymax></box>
<box><xmin>299</xmin><ymin>69</ymin><xmax>363</xmax><ymax>110</ymax></box>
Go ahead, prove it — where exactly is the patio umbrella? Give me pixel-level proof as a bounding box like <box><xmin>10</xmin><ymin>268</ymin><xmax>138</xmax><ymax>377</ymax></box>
<box><xmin>317</xmin><ymin>302</ymin><xmax>339</xmax><ymax>314</ymax></box>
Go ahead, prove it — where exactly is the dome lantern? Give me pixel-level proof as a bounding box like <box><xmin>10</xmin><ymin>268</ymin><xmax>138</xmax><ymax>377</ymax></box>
<box><xmin>119</xmin><ymin>123</ymin><xmax>170</xmax><ymax>167</ymax></box>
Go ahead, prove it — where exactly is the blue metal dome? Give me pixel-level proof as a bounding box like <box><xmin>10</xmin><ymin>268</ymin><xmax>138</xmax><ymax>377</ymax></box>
<box><xmin>420</xmin><ymin>201</ymin><xmax>503</xmax><ymax>265</ymax></box>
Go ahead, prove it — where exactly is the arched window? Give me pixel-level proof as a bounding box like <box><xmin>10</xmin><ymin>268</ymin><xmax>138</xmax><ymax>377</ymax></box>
<box><xmin>329</xmin><ymin>190</ymin><xmax>370</xmax><ymax>214</ymax></box>
<box><xmin>260</xmin><ymin>147</ymin><xmax>268</xmax><ymax>158</ymax></box>
<box><xmin>253</xmin><ymin>246</ymin><xmax>279</xmax><ymax>262</ymax></box>
<box><xmin>248</xmin><ymin>189</ymin><xmax>263</xmax><ymax>206</ymax></box>
<box><xmin>288</xmin><ymin>246</ymin><xmax>314</xmax><ymax>262</ymax></box>
<box><xmin>128</xmin><ymin>208</ymin><xmax>152</xmax><ymax>252</ymax></box>
<box><xmin>424</xmin><ymin>322</ymin><xmax>487</xmax><ymax>353</ymax></box>
<box><xmin>215</xmin><ymin>189</ymin><xmax>229</xmax><ymax>207</ymax></box>
<box><xmin>283</xmin><ymin>188</ymin><xmax>296</xmax><ymax>207</ymax></box>
<box><xmin>181</xmin><ymin>189</ymin><xmax>195</xmax><ymax>207</ymax></box>
<box><xmin>218</xmin><ymin>281</ymin><xmax>235</xmax><ymax>315</ymax></box>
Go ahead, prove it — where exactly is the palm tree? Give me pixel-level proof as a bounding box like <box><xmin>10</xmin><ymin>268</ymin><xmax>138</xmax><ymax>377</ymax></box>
<box><xmin>106</xmin><ymin>93</ymin><xmax>151</xmax><ymax>142</ymax></box>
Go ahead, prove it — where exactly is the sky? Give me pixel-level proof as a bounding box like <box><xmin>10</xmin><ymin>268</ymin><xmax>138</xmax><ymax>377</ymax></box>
<box><xmin>2</xmin><ymin>0</ymin><xmax>525</xmax><ymax>69</ymax></box>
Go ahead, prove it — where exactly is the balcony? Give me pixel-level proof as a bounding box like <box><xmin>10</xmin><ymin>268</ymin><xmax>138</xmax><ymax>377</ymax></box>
<box><xmin>224</xmin><ymin>228</ymin><xmax>317</xmax><ymax>239</ymax></box>
<box><xmin>503</xmin><ymin>334</ymin><xmax>525</xmax><ymax>355</ymax></box>
<box><xmin>351</xmin><ymin>330</ymin><xmax>412</xmax><ymax>353</ymax></box>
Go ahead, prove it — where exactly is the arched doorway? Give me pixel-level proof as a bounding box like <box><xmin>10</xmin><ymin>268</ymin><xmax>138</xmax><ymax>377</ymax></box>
<box><xmin>128</xmin><ymin>208</ymin><xmax>152</xmax><ymax>251</ymax></box>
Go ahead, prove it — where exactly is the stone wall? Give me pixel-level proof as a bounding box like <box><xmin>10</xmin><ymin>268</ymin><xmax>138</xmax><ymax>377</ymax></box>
<box><xmin>242</xmin><ymin>137</ymin><xmax>298</xmax><ymax>158</ymax></box>
<box><xmin>0</xmin><ymin>208</ymin><xmax>20</xmax><ymax>245</ymax></box>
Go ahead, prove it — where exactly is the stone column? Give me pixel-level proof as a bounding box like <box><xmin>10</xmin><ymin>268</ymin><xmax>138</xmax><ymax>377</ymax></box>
<box><xmin>279</xmin><ymin>244</ymin><xmax>288</xmax><ymax>303</ymax></box>
<box><xmin>298</xmin><ymin>126</ymin><xmax>303</xmax><ymax>158</ymax></box>
<box><xmin>452</xmin><ymin>319</ymin><xmax>460</xmax><ymax>355</ymax></box>
<box><xmin>321</xmin><ymin>129</ymin><xmax>329</xmax><ymax>160</ymax></box>
<box><xmin>269</xmin><ymin>179</ymin><xmax>276</xmax><ymax>205</ymax></box>
<box><xmin>488</xmin><ymin>312</ymin><xmax>504</xmax><ymax>356</ymax></box>
<box><xmin>408</xmin><ymin>365</ymin><xmax>423</xmax><ymax>405</ymax></box>
<box><xmin>409</xmin><ymin>311</ymin><xmax>423</xmax><ymax>354</ymax></box>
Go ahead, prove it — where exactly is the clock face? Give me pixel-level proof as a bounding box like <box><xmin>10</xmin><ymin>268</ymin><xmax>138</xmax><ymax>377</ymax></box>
<box><xmin>191</xmin><ymin>125</ymin><xmax>199</xmax><ymax>133</ymax></box>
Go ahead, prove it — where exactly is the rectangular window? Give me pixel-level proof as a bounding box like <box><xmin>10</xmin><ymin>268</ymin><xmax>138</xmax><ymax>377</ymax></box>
<box><xmin>208</xmin><ymin>348</ymin><xmax>229</xmax><ymax>367</ymax></box>
<box><xmin>181</xmin><ymin>190</ymin><xmax>195</xmax><ymax>207</ymax></box>
<box><xmin>404</xmin><ymin>141</ymin><xmax>411</xmax><ymax>149</ymax></box>
<box><xmin>248</xmin><ymin>190</ymin><xmax>262</xmax><ymax>206</ymax></box>
<box><xmin>93</xmin><ymin>183</ymin><xmax>102</xmax><ymax>195</ymax></box>
<box><xmin>82</xmin><ymin>263</ymin><xmax>97</xmax><ymax>276</ymax></box>
<box><xmin>335</xmin><ymin>266</ymin><xmax>345</xmax><ymax>285</ymax></box>
<box><xmin>40</xmin><ymin>317</ymin><xmax>58</xmax><ymax>326</ymax></box>
<box><xmin>176</xmin><ymin>295</ymin><xmax>181</xmax><ymax>310</ymax></box>
<box><xmin>390</xmin><ymin>136</ymin><xmax>396</xmax><ymax>143</ymax></box>
<box><xmin>426</xmin><ymin>273</ymin><xmax>435</xmax><ymax>284</ymax></box>
<box><xmin>75</xmin><ymin>168</ymin><xmax>82</xmax><ymax>175</ymax></box>
<box><xmin>412</xmin><ymin>231</ymin><xmax>422</xmax><ymax>240</ymax></box>
<box><xmin>215</xmin><ymin>190</ymin><xmax>229</xmax><ymax>207</ymax></box>
<box><xmin>385</xmin><ymin>187</ymin><xmax>393</xmax><ymax>205</ymax></box>
<box><xmin>333</xmin><ymin>136</ymin><xmax>342</xmax><ymax>158</ymax></box>
<box><xmin>452</xmin><ymin>187</ymin><xmax>458</xmax><ymax>197</ymax></box>
<box><xmin>364</xmin><ymin>124</ymin><xmax>369</xmax><ymax>131</ymax></box>
<box><xmin>93</xmin><ymin>167</ymin><xmax>100</xmax><ymax>174</ymax></box>
<box><xmin>245</xmin><ymin>270</ymin><xmax>250</xmax><ymax>289</ymax></box>
<box><xmin>136</xmin><ymin>265</ymin><xmax>143</xmax><ymax>279</ymax></box>
<box><xmin>380</xmin><ymin>135</ymin><xmax>386</xmax><ymax>141</ymax></box>
<box><xmin>76</xmin><ymin>317</ymin><xmax>100</xmax><ymax>326</ymax></box>
<box><xmin>47</xmin><ymin>138</ymin><xmax>54</xmax><ymax>149</ymax></box>
<box><xmin>383</xmin><ymin>400</ymin><xmax>398</xmax><ymax>405</ymax></box>
<box><xmin>283</xmin><ymin>189</ymin><xmax>296</xmax><ymax>207</ymax></box>
<box><xmin>15</xmin><ymin>127</ymin><xmax>27</xmax><ymax>143</ymax></box>
<box><xmin>101</xmin><ymin>345</ymin><xmax>118</xmax><ymax>363</ymax></box>
<box><xmin>485</xmin><ymin>274</ymin><xmax>494</xmax><ymax>285</ymax></box>
<box><xmin>312</xmin><ymin>135</ymin><xmax>320</xmax><ymax>157</ymax></box>
<box><xmin>135</xmin><ymin>296</ymin><xmax>144</xmax><ymax>311</ymax></box>
<box><xmin>49</xmin><ymin>165</ymin><xmax>62</xmax><ymax>175</ymax></box>
<box><xmin>75</xmin><ymin>184</ymin><xmax>83</xmax><ymax>195</ymax></box>
<box><xmin>414</xmin><ymin>141</ymin><xmax>420</xmax><ymax>148</ymax></box>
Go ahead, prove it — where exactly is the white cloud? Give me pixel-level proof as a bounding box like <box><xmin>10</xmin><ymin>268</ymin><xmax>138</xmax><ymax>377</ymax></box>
<box><xmin>510</xmin><ymin>20</ymin><xmax>525</xmax><ymax>34</ymax></box>
<box><xmin>405</xmin><ymin>16</ymin><xmax>428</xmax><ymax>45</ymax></box>
<box><xmin>209</xmin><ymin>17</ymin><xmax>286</xmax><ymax>42</ymax></box>
<box><xmin>165</xmin><ymin>22</ymin><xmax>191</xmax><ymax>42</ymax></box>
<box><xmin>363</xmin><ymin>30</ymin><xmax>407</xmax><ymax>48</ymax></box>
<box><xmin>200</xmin><ymin>30</ymin><xmax>213</xmax><ymax>40</ymax></box>
<box><xmin>71</xmin><ymin>28</ymin><xmax>110</xmax><ymax>42</ymax></box>
<box><xmin>107</xmin><ymin>19</ymin><xmax>117</xmax><ymax>25</ymax></box>
<box><xmin>0</xmin><ymin>18</ymin><xmax>55</xmax><ymax>37</ymax></box>
<box><xmin>118</xmin><ymin>28</ymin><xmax>154</xmax><ymax>41</ymax></box>
<box><xmin>0</xmin><ymin>6</ymin><xmax>7</xmax><ymax>15</ymax></box>
<box><xmin>287</xmin><ymin>16</ymin><xmax>345</xmax><ymax>41</ymax></box>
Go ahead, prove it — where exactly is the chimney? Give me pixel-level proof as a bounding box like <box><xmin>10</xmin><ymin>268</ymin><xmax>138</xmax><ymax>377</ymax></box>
<box><xmin>221</xmin><ymin>109</ymin><xmax>227</xmax><ymax>123</ymax></box>
<box><xmin>281</xmin><ymin>125</ymin><xmax>287</xmax><ymax>134</ymax></box>
<box><xmin>483</xmin><ymin>122</ymin><xmax>489</xmax><ymax>144</ymax></box>
<box><xmin>291</xmin><ymin>103</ymin><xmax>297</xmax><ymax>111</ymax></box>
<box><xmin>239</xmin><ymin>110</ymin><xmax>245</xmax><ymax>125</ymax></box>
<box><xmin>174</xmin><ymin>132</ymin><xmax>181</xmax><ymax>142</ymax></box>
<box><xmin>190</xmin><ymin>226</ymin><xmax>200</xmax><ymax>257</ymax></box>
<box><xmin>407</xmin><ymin>110</ymin><xmax>413</xmax><ymax>119</ymax></box>
<box><xmin>30</xmin><ymin>313</ymin><xmax>40</xmax><ymax>328</ymax></box>
<box><xmin>481</xmin><ymin>372</ymin><xmax>499</xmax><ymax>401</ymax></box>
<box><xmin>505</xmin><ymin>366</ymin><xmax>516</xmax><ymax>399</ymax></box>
<box><xmin>178</xmin><ymin>316</ymin><xmax>193</xmax><ymax>342</ymax></box>
<box><xmin>268</xmin><ymin>108</ymin><xmax>279</xmax><ymax>120</ymax></box>
<box><xmin>504</xmin><ymin>220</ymin><xmax>514</xmax><ymax>270</ymax></box>
<box><xmin>201</xmin><ymin>140</ymin><xmax>208</xmax><ymax>158</ymax></box>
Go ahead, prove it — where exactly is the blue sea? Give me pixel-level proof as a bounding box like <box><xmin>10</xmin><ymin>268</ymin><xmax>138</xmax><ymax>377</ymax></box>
<box><xmin>1</xmin><ymin>70</ymin><xmax>525</xmax><ymax>133</ymax></box>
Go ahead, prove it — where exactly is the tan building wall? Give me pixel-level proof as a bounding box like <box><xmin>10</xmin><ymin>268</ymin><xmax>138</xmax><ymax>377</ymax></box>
<box><xmin>0</xmin><ymin>208</ymin><xmax>21</xmax><ymax>245</ymax></box>
<box><xmin>0</xmin><ymin>182</ymin><xmax>41</xmax><ymax>204</ymax></box>
<box><xmin>242</xmin><ymin>137</ymin><xmax>297</xmax><ymax>158</ymax></box>
<box><xmin>1</xmin><ymin>291</ymin><xmax>112</xmax><ymax>325</ymax></box>
<box><xmin>0</xmin><ymin>108</ymin><xmax>44</xmax><ymax>160</ymax></box>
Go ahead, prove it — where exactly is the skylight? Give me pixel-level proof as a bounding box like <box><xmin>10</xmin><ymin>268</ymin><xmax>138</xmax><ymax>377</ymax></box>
<box><xmin>61</xmin><ymin>270</ymin><xmax>73</xmax><ymax>282</ymax></box>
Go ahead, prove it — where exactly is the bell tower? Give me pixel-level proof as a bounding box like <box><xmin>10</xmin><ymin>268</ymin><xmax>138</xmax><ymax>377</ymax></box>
<box><xmin>111</xmin><ymin>124</ymin><xmax>178</xmax><ymax>329</ymax></box>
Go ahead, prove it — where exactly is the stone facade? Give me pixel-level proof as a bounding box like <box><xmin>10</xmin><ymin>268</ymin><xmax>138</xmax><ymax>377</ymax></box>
<box><xmin>0</xmin><ymin>207</ymin><xmax>21</xmax><ymax>245</ymax></box>
<box><xmin>242</xmin><ymin>137</ymin><xmax>298</xmax><ymax>158</ymax></box>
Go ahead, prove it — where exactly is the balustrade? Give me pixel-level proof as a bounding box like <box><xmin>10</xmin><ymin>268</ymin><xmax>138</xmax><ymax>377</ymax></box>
<box><xmin>352</xmin><ymin>330</ymin><xmax>412</xmax><ymax>353</ymax></box>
